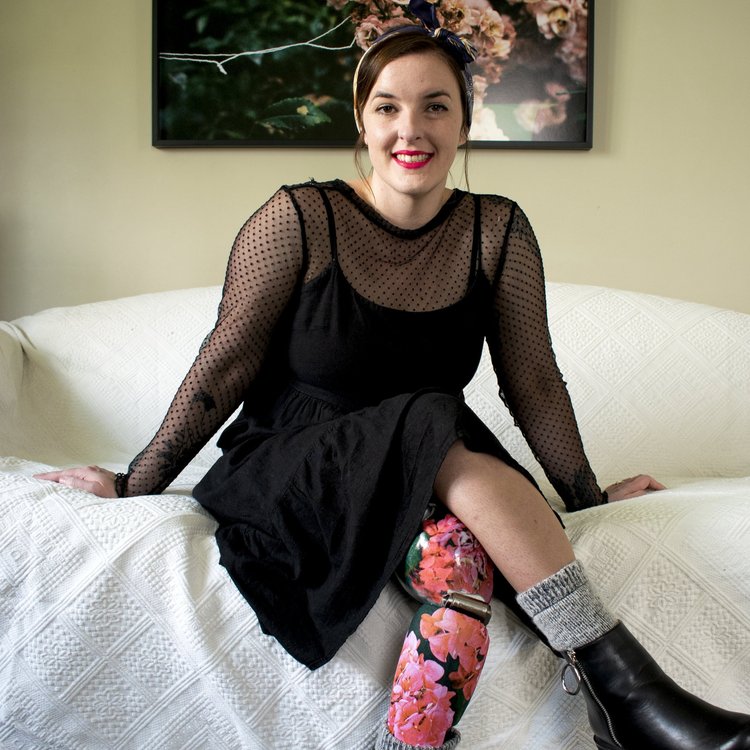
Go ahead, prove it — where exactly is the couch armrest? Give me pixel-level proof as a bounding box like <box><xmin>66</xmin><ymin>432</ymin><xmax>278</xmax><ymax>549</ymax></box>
<box><xmin>2</xmin><ymin>287</ymin><xmax>223</xmax><ymax>468</ymax></box>
<box><xmin>0</xmin><ymin>322</ymin><xmax>23</xmax><ymax>422</ymax></box>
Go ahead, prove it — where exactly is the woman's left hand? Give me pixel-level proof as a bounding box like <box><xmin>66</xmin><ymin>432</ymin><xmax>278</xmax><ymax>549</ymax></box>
<box><xmin>605</xmin><ymin>474</ymin><xmax>666</xmax><ymax>502</ymax></box>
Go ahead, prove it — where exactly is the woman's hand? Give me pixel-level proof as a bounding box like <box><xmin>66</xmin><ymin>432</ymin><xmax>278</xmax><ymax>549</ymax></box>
<box><xmin>605</xmin><ymin>474</ymin><xmax>666</xmax><ymax>502</ymax></box>
<box><xmin>34</xmin><ymin>466</ymin><xmax>118</xmax><ymax>498</ymax></box>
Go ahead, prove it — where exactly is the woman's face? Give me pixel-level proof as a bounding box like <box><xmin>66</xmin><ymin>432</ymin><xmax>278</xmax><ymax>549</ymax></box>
<box><xmin>361</xmin><ymin>51</ymin><xmax>466</xmax><ymax>207</ymax></box>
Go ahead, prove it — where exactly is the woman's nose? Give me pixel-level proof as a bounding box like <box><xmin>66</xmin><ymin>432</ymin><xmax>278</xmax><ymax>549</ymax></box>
<box><xmin>397</xmin><ymin>110</ymin><xmax>422</xmax><ymax>143</ymax></box>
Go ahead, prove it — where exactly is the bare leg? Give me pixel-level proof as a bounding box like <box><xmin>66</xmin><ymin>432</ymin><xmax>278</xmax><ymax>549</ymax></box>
<box><xmin>433</xmin><ymin>442</ymin><xmax>750</xmax><ymax>750</ymax></box>
<box><xmin>434</xmin><ymin>441</ymin><xmax>574</xmax><ymax>593</ymax></box>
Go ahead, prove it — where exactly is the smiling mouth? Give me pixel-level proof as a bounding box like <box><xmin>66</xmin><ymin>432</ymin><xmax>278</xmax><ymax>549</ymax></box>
<box><xmin>393</xmin><ymin>152</ymin><xmax>433</xmax><ymax>168</ymax></box>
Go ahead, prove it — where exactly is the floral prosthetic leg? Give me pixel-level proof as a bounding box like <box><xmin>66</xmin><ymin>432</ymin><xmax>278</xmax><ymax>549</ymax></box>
<box><xmin>384</xmin><ymin>508</ymin><xmax>493</xmax><ymax>748</ymax></box>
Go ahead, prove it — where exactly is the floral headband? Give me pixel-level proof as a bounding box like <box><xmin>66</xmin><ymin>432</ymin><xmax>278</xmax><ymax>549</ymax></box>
<box><xmin>352</xmin><ymin>0</ymin><xmax>477</xmax><ymax>133</ymax></box>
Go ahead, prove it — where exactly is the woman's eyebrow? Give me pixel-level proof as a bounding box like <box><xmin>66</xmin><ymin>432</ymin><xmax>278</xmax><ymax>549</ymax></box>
<box><xmin>424</xmin><ymin>90</ymin><xmax>453</xmax><ymax>99</ymax></box>
<box><xmin>371</xmin><ymin>89</ymin><xmax>453</xmax><ymax>100</ymax></box>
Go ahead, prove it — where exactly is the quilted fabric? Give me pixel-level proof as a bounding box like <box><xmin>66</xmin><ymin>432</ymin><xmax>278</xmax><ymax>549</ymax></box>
<box><xmin>465</xmin><ymin>284</ymin><xmax>750</xmax><ymax>486</ymax></box>
<box><xmin>1</xmin><ymin>283</ymin><xmax>749</xmax><ymax>749</ymax></box>
<box><xmin>1</xmin><ymin>459</ymin><xmax>749</xmax><ymax>749</ymax></box>
<box><xmin>0</xmin><ymin>287</ymin><xmax>226</xmax><ymax>471</ymax></box>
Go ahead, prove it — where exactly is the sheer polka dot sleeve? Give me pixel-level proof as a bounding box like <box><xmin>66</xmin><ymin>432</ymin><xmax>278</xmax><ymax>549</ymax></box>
<box><xmin>119</xmin><ymin>188</ymin><xmax>305</xmax><ymax>496</ymax></box>
<box><xmin>486</xmin><ymin>203</ymin><xmax>605</xmax><ymax>511</ymax></box>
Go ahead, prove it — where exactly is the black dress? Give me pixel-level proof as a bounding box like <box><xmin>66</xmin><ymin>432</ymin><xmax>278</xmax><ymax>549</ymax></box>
<box><xmin>117</xmin><ymin>180</ymin><xmax>605</xmax><ymax>669</ymax></box>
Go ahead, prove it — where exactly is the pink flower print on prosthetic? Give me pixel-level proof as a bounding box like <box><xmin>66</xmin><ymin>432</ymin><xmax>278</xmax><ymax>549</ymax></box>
<box><xmin>407</xmin><ymin>512</ymin><xmax>494</xmax><ymax>606</ymax></box>
<box><xmin>387</xmin><ymin>632</ymin><xmax>456</xmax><ymax>746</ymax></box>
<box><xmin>420</xmin><ymin>607</ymin><xmax>489</xmax><ymax>703</ymax></box>
<box><xmin>387</xmin><ymin>606</ymin><xmax>490</xmax><ymax>745</ymax></box>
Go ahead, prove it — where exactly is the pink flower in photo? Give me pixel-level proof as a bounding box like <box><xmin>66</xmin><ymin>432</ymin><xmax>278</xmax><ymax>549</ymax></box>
<box><xmin>355</xmin><ymin>14</ymin><xmax>415</xmax><ymax>50</ymax></box>
<box><xmin>556</xmin><ymin>21</ymin><xmax>588</xmax><ymax>82</ymax></box>
<box><xmin>545</xmin><ymin>81</ymin><xmax>571</xmax><ymax>103</ymax></box>
<box><xmin>413</xmin><ymin>544</ymin><xmax>456</xmax><ymax>602</ymax></box>
<box><xmin>530</xmin><ymin>1</ymin><xmax>582</xmax><ymax>40</ymax></box>
<box><xmin>476</xmin><ymin>8</ymin><xmax>515</xmax><ymax>61</ymax></box>
<box><xmin>462</xmin><ymin>0</ymin><xmax>492</xmax><ymax>13</ymax></box>
<box><xmin>476</xmin><ymin>58</ymin><xmax>504</xmax><ymax>86</ymax></box>
<box><xmin>515</xmin><ymin>95</ymin><xmax>568</xmax><ymax>134</ymax></box>
<box><xmin>436</xmin><ymin>0</ymin><xmax>474</xmax><ymax>38</ymax></box>
<box><xmin>569</xmin><ymin>0</ymin><xmax>588</xmax><ymax>17</ymax></box>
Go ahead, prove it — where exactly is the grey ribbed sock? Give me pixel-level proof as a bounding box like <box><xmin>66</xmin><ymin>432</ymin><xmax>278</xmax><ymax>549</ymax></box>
<box><xmin>375</xmin><ymin>724</ymin><xmax>460</xmax><ymax>750</ymax></box>
<box><xmin>515</xmin><ymin>560</ymin><xmax>618</xmax><ymax>651</ymax></box>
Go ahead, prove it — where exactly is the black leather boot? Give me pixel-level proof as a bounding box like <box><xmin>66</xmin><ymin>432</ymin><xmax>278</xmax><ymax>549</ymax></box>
<box><xmin>561</xmin><ymin>622</ymin><xmax>750</xmax><ymax>750</ymax></box>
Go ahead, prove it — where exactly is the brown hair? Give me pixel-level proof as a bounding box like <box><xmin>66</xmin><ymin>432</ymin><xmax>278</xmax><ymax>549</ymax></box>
<box><xmin>352</xmin><ymin>31</ymin><xmax>471</xmax><ymax>189</ymax></box>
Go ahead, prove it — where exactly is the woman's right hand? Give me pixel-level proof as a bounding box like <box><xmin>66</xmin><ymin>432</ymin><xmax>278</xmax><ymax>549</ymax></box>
<box><xmin>34</xmin><ymin>465</ymin><xmax>118</xmax><ymax>498</ymax></box>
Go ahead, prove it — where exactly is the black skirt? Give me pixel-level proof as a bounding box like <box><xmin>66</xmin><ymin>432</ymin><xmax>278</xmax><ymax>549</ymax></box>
<box><xmin>193</xmin><ymin>383</ymin><xmax>539</xmax><ymax>670</ymax></box>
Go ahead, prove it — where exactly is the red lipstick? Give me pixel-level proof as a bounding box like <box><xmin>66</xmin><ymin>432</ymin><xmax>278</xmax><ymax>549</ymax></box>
<box><xmin>392</xmin><ymin>150</ymin><xmax>434</xmax><ymax>169</ymax></box>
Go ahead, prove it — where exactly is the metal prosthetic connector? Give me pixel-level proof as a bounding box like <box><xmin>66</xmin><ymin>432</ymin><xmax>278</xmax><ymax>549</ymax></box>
<box><xmin>398</xmin><ymin>505</ymin><xmax>493</xmax><ymax>624</ymax></box>
<box><xmin>441</xmin><ymin>591</ymin><xmax>492</xmax><ymax>625</ymax></box>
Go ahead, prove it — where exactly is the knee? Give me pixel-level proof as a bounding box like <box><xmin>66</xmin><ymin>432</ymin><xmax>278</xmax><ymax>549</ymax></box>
<box><xmin>397</xmin><ymin>507</ymin><xmax>493</xmax><ymax>620</ymax></box>
<box><xmin>435</xmin><ymin>442</ymin><xmax>516</xmax><ymax>503</ymax></box>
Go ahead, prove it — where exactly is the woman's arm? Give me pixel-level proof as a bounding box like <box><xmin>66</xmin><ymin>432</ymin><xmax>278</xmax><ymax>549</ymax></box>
<box><xmin>485</xmin><ymin>201</ymin><xmax>620</xmax><ymax>511</ymax></box>
<box><xmin>38</xmin><ymin>187</ymin><xmax>306</xmax><ymax>497</ymax></box>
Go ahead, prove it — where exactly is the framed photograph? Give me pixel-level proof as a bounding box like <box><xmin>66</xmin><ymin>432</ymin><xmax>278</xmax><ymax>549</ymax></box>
<box><xmin>153</xmin><ymin>0</ymin><xmax>594</xmax><ymax>150</ymax></box>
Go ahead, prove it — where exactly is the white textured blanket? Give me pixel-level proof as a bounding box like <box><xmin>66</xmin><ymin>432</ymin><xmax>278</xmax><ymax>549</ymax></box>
<box><xmin>2</xmin><ymin>456</ymin><xmax>749</xmax><ymax>750</ymax></box>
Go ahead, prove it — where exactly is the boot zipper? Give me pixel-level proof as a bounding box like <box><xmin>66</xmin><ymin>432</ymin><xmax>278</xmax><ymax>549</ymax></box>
<box><xmin>564</xmin><ymin>650</ymin><xmax>623</xmax><ymax>748</ymax></box>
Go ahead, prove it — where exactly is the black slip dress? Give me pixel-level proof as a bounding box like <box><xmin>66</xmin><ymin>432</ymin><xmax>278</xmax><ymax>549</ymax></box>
<box><xmin>193</xmin><ymin>186</ymin><xmax>538</xmax><ymax>670</ymax></box>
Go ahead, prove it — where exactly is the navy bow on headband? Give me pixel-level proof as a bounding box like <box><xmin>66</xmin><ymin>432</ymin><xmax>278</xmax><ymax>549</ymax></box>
<box><xmin>408</xmin><ymin>0</ymin><xmax>478</xmax><ymax>66</ymax></box>
<box><xmin>404</xmin><ymin>0</ymin><xmax>476</xmax><ymax>128</ymax></box>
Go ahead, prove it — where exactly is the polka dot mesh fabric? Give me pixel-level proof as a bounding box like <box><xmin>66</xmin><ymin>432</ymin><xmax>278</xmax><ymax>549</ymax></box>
<box><xmin>120</xmin><ymin>180</ymin><xmax>603</xmax><ymax>510</ymax></box>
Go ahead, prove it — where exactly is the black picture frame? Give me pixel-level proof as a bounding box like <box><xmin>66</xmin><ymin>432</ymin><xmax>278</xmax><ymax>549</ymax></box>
<box><xmin>153</xmin><ymin>1</ymin><xmax>594</xmax><ymax>150</ymax></box>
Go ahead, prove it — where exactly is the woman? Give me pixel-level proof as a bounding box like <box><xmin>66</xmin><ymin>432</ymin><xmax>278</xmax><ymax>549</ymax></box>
<box><xmin>38</xmin><ymin>5</ymin><xmax>750</xmax><ymax>750</ymax></box>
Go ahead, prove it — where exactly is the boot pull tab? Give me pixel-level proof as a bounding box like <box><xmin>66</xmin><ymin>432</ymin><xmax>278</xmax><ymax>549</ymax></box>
<box><xmin>562</xmin><ymin>653</ymin><xmax>582</xmax><ymax>695</ymax></box>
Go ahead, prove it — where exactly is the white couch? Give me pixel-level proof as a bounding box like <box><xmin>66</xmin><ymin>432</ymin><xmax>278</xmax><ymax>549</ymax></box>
<box><xmin>1</xmin><ymin>283</ymin><xmax>749</xmax><ymax>750</ymax></box>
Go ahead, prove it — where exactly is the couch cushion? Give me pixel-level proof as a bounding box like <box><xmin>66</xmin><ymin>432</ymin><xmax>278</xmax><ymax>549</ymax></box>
<box><xmin>2</xmin><ymin>283</ymin><xmax>748</xmax><ymax>484</ymax></box>
<box><xmin>466</xmin><ymin>284</ymin><xmax>750</xmax><ymax>486</ymax></box>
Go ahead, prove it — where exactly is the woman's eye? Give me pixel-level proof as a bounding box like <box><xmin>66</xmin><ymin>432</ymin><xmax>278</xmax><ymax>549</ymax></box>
<box><xmin>376</xmin><ymin>104</ymin><xmax>396</xmax><ymax>114</ymax></box>
<box><xmin>428</xmin><ymin>103</ymin><xmax>448</xmax><ymax>113</ymax></box>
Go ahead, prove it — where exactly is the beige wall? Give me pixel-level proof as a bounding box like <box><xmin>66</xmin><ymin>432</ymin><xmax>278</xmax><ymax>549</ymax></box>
<box><xmin>1</xmin><ymin>0</ymin><xmax>749</xmax><ymax>320</ymax></box>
